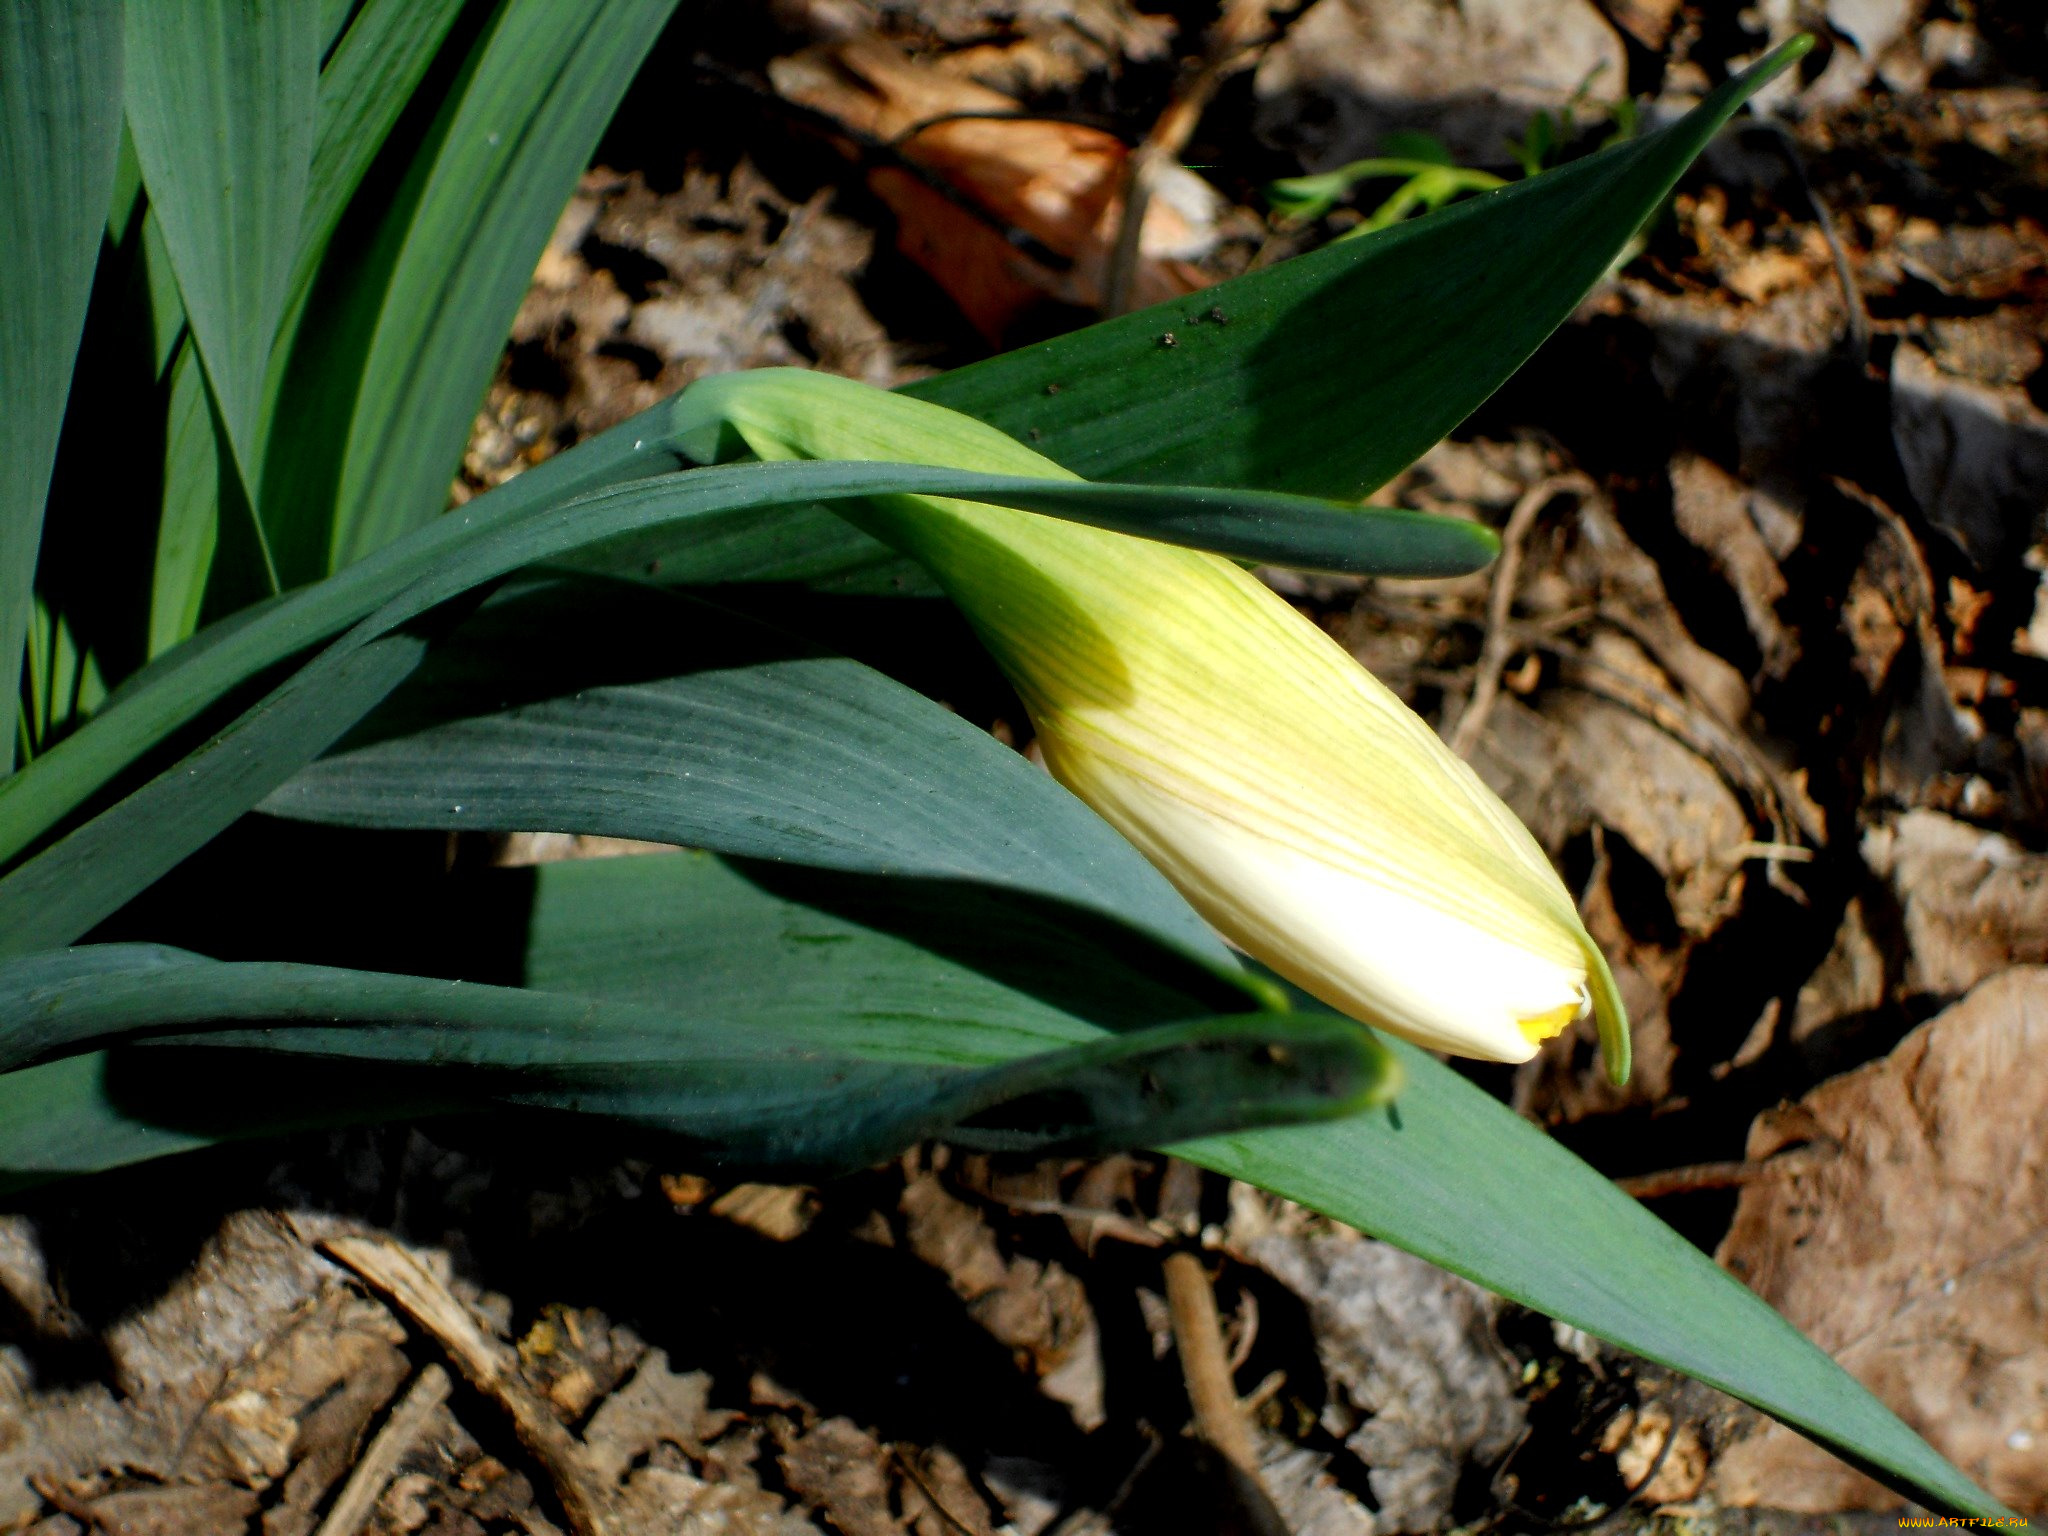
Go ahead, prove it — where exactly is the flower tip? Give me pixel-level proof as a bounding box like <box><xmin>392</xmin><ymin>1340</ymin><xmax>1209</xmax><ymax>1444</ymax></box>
<box><xmin>1584</xmin><ymin>941</ymin><xmax>1632</xmax><ymax>1087</ymax></box>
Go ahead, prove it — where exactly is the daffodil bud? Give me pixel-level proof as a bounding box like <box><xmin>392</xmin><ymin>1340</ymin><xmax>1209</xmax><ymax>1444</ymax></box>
<box><xmin>674</xmin><ymin>369</ymin><xmax>1629</xmax><ymax>1079</ymax></box>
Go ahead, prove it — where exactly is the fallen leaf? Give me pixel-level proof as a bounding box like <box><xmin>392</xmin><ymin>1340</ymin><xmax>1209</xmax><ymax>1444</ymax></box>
<box><xmin>770</xmin><ymin>41</ymin><xmax>1218</xmax><ymax>340</ymax></box>
<box><xmin>1863</xmin><ymin>810</ymin><xmax>2048</xmax><ymax>997</ymax></box>
<box><xmin>1247</xmin><ymin>1229</ymin><xmax>1524</xmax><ymax>1533</ymax></box>
<box><xmin>1714</xmin><ymin>967</ymin><xmax>2048</xmax><ymax>1513</ymax></box>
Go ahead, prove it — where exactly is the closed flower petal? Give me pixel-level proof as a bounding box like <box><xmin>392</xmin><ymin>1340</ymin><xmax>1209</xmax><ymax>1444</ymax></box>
<box><xmin>676</xmin><ymin>369</ymin><xmax>1629</xmax><ymax>1079</ymax></box>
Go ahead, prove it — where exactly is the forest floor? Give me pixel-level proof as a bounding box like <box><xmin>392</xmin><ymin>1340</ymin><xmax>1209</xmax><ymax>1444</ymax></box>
<box><xmin>4</xmin><ymin>2</ymin><xmax>2046</xmax><ymax>1533</ymax></box>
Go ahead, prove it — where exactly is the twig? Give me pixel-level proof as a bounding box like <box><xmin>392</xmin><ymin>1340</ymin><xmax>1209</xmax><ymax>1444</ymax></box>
<box><xmin>1163</xmin><ymin>1251</ymin><xmax>1260</xmax><ymax>1474</ymax></box>
<box><xmin>320</xmin><ymin>1234</ymin><xmax>617</xmax><ymax>1536</ymax></box>
<box><xmin>1617</xmin><ymin>1143</ymin><xmax>1836</xmax><ymax>1201</ymax></box>
<box><xmin>1756</xmin><ymin>121</ymin><xmax>1869</xmax><ymax>370</ymax></box>
<box><xmin>1225</xmin><ymin>1285</ymin><xmax>1260</xmax><ymax>1373</ymax></box>
<box><xmin>1449</xmin><ymin>474</ymin><xmax>1591</xmax><ymax>758</ymax></box>
<box><xmin>1104</xmin><ymin>0</ymin><xmax>1286</xmax><ymax>314</ymax></box>
<box><xmin>31</xmin><ymin>1475</ymin><xmax>140</xmax><ymax>1536</ymax></box>
<box><xmin>313</xmin><ymin>1364</ymin><xmax>452</xmax><ymax>1536</ymax></box>
<box><xmin>1164</xmin><ymin>1250</ymin><xmax>1294</xmax><ymax>1536</ymax></box>
<box><xmin>1613</xmin><ymin>1160</ymin><xmax>1767</xmax><ymax>1200</ymax></box>
<box><xmin>890</xmin><ymin>1447</ymin><xmax>983</xmax><ymax>1536</ymax></box>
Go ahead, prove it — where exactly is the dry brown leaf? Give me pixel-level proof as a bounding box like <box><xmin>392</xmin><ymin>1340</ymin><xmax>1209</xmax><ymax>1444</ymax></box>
<box><xmin>1253</xmin><ymin>0</ymin><xmax>1624</xmax><ymax>165</ymax></box>
<box><xmin>1247</xmin><ymin>1230</ymin><xmax>1524</xmax><ymax>1533</ymax></box>
<box><xmin>1713</xmin><ymin>968</ymin><xmax>2048</xmax><ymax>1513</ymax></box>
<box><xmin>898</xmin><ymin>1175</ymin><xmax>1105</xmax><ymax>1429</ymax></box>
<box><xmin>1668</xmin><ymin>454</ymin><xmax>1796</xmax><ymax>680</ymax></box>
<box><xmin>1892</xmin><ymin>339</ymin><xmax>2048</xmax><ymax>572</ymax></box>
<box><xmin>769</xmin><ymin>42</ymin><xmax>1216</xmax><ymax>339</ymax></box>
<box><xmin>1863</xmin><ymin>810</ymin><xmax>2048</xmax><ymax>997</ymax></box>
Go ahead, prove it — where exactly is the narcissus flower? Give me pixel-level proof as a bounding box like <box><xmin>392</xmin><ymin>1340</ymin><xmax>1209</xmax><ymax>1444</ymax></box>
<box><xmin>675</xmin><ymin>369</ymin><xmax>1628</xmax><ymax>1078</ymax></box>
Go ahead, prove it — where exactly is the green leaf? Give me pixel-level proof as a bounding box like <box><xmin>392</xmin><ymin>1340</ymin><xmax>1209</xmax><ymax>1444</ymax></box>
<box><xmin>906</xmin><ymin>38</ymin><xmax>1812</xmax><ymax>498</ymax></box>
<box><xmin>1</xmin><ymin>838</ymin><xmax>1999</xmax><ymax>1515</ymax></box>
<box><xmin>265</xmin><ymin>576</ymin><xmax>1248</xmax><ymax>980</ymax></box>
<box><xmin>1181</xmin><ymin>1027</ymin><xmax>2010</xmax><ymax>1520</ymax></box>
<box><xmin>288</xmin><ymin>0</ymin><xmax>471</xmax><ymax>328</ymax></box>
<box><xmin>0</xmin><ymin>459</ymin><xmax>1482</xmax><ymax>875</ymax></box>
<box><xmin>0</xmin><ymin>0</ymin><xmax>125</xmax><ymax>773</ymax></box>
<box><xmin>0</xmin><ymin>929</ymin><xmax>1390</xmax><ymax>1173</ymax></box>
<box><xmin>263</xmin><ymin>0</ymin><xmax>680</xmax><ymax>584</ymax></box>
<box><xmin>123</xmin><ymin>0</ymin><xmax>320</xmax><ymax>493</ymax></box>
<box><xmin>147</xmin><ymin>341</ymin><xmax>223</xmax><ymax>659</ymax></box>
<box><xmin>0</xmin><ymin>41</ymin><xmax>1804</xmax><ymax>862</ymax></box>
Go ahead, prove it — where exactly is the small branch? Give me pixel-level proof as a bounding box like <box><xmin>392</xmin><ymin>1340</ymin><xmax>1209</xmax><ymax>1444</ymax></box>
<box><xmin>313</xmin><ymin>1364</ymin><xmax>452</xmax><ymax>1536</ymax></box>
<box><xmin>889</xmin><ymin>1447</ymin><xmax>983</xmax><ymax>1536</ymax></box>
<box><xmin>1449</xmin><ymin>474</ymin><xmax>1591</xmax><ymax>759</ymax></box>
<box><xmin>1164</xmin><ymin>1251</ymin><xmax>1260</xmax><ymax>1474</ymax></box>
<box><xmin>320</xmin><ymin>1234</ymin><xmax>617</xmax><ymax>1536</ymax></box>
<box><xmin>1104</xmin><ymin>0</ymin><xmax>1287</xmax><ymax>314</ymax></box>
<box><xmin>1614</xmin><ymin>1160</ymin><xmax>1767</xmax><ymax>1200</ymax></box>
<box><xmin>1164</xmin><ymin>1251</ymin><xmax>1292</xmax><ymax>1536</ymax></box>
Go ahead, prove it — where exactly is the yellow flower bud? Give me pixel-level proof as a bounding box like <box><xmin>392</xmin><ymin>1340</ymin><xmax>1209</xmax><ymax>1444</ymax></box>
<box><xmin>675</xmin><ymin>369</ymin><xmax>1628</xmax><ymax>1079</ymax></box>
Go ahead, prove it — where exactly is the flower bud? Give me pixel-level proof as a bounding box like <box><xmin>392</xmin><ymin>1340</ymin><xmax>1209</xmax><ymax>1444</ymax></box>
<box><xmin>675</xmin><ymin>369</ymin><xmax>1628</xmax><ymax>1078</ymax></box>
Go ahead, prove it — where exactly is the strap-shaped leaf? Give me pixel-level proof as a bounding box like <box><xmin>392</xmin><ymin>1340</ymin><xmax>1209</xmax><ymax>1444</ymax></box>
<box><xmin>0</xmin><ymin>44</ymin><xmax>1801</xmax><ymax>858</ymax></box>
<box><xmin>262</xmin><ymin>0</ymin><xmax>681</xmax><ymax>584</ymax></box>
<box><xmin>146</xmin><ymin>340</ymin><xmax>223</xmax><ymax>658</ymax></box>
<box><xmin>0</xmin><ymin>936</ymin><xmax>1390</xmax><ymax>1173</ymax></box>
<box><xmin>0</xmin><ymin>0</ymin><xmax>124</xmax><ymax>773</ymax></box>
<box><xmin>1182</xmin><ymin>1025</ymin><xmax>2005</xmax><ymax>1519</ymax></box>
<box><xmin>264</xmin><ymin>575</ymin><xmax>1248</xmax><ymax>982</ymax></box>
<box><xmin>124</xmin><ymin>0</ymin><xmax>320</xmax><ymax>495</ymax></box>
<box><xmin>0</xmin><ymin>843</ymin><xmax>2006</xmax><ymax>1516</ymax></box>
<box><xmin>0</xmin><ymin>461</ymin><xmax>1481</xmax><ymax>876</ymax></box>
<box><xmin>289</xmin><ymin>0</ymin><xmax>471</xmax><ymax>320</ymax></box>
<box><xmin>909</xmin><ymin>39</ymin><xmax>1812</xmax><ymax>497</ymax></box>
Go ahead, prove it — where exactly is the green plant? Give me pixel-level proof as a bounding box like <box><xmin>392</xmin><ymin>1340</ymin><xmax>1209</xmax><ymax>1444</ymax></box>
<box><xmin>1268</xmin><ymin>69</ymin><xmax>1641</xmax><ymax>236</ymax></box>
<box><xmin>0</xmin><ymin>7</ymin><xmax>2014</xmax><ymax>1518</ymax></box>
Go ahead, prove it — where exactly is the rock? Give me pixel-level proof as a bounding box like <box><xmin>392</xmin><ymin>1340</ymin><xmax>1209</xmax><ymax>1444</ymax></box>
<box><xmin>1254</xmin><ymin>0</ymin><xmax>1626</xmax><ymax>169</ymax></box>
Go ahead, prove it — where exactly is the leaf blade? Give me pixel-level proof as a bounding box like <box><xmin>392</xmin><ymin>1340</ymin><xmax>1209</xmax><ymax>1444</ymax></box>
<box><xmin>0</xmin><ymin>461</ymin><xmax>1484</xmax><ymax>877</ymax></box>
<box><xmin>123</xmin><ymin>0</ymin><xmax>320</xmax><ymax>489</ymax></box>
<box><xmin>906</xmin><ymin>38</ymin><xmax>1813</xmax><ymax>496</ymax></box>
<box><xmin>0</xmin><ymin>937</ymin><xmax>1389</xmax><ymax>1173</ymax></box>
<box><xmin>0</xmin><ymin>0</ymin><xmax>125</xmax><ymax>771</ymax></box>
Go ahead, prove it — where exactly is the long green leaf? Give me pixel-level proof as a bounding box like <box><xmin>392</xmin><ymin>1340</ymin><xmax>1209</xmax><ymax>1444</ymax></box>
<box><xmin>0</xmin><ymin>837</ymin><xmax>2000</xmax><ymax>1514</ymax></box>
<box><xmin>1182</xmin><ymin>1033</ymin><xmax>2006</xmax><ymax>1519</ymax></box>
<box><xmin>0</xmin><ymin>0</ymin><xmax>124</xmax><ymax>773</ymax></box>
<box><xmin>146</xmin><ymin>340</ymin><xmax>223</xmax><ymax>658</ymax></box>
<box><xmin>263</xmin><ymin>576</ymin><xmax>1247</xmax><ymax>980</ymax></box>
<box><xmin>263</xmin><ymin>0</ymin><xmax>679</xmax><ymax>584</ymax></box>
<box><xmin>0</xmin><ymin>925</ymin><xmax>1388</xmax><ymax>1173</ymax></box>
<box><xmin>909</xmin><ymin>38</ymin><xmax>1811</xmax><ymax>496</ymax></box>
<box><xmin>0</xmin><ymin>459</ymin><xmax>1482</xmax><ymax>874</ymax></box>
<box><xmin>123</xmin><ymin>0</ymin><xmax>319</xmax><ymax>493</ymax></box>
<box><xmin>11</xmin><ymin>441</ymin><xmax>1375</xmax><ymax>954</ymax></box>
<box><xmin>0</xmin><ymin>43</ymin><xmax>1798</xmax><ymax>856</ymax></box>
<box><xmin>291</xmin><ymin>0</ymin><xmax>470</xmax><ymax>317</ymax></box>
